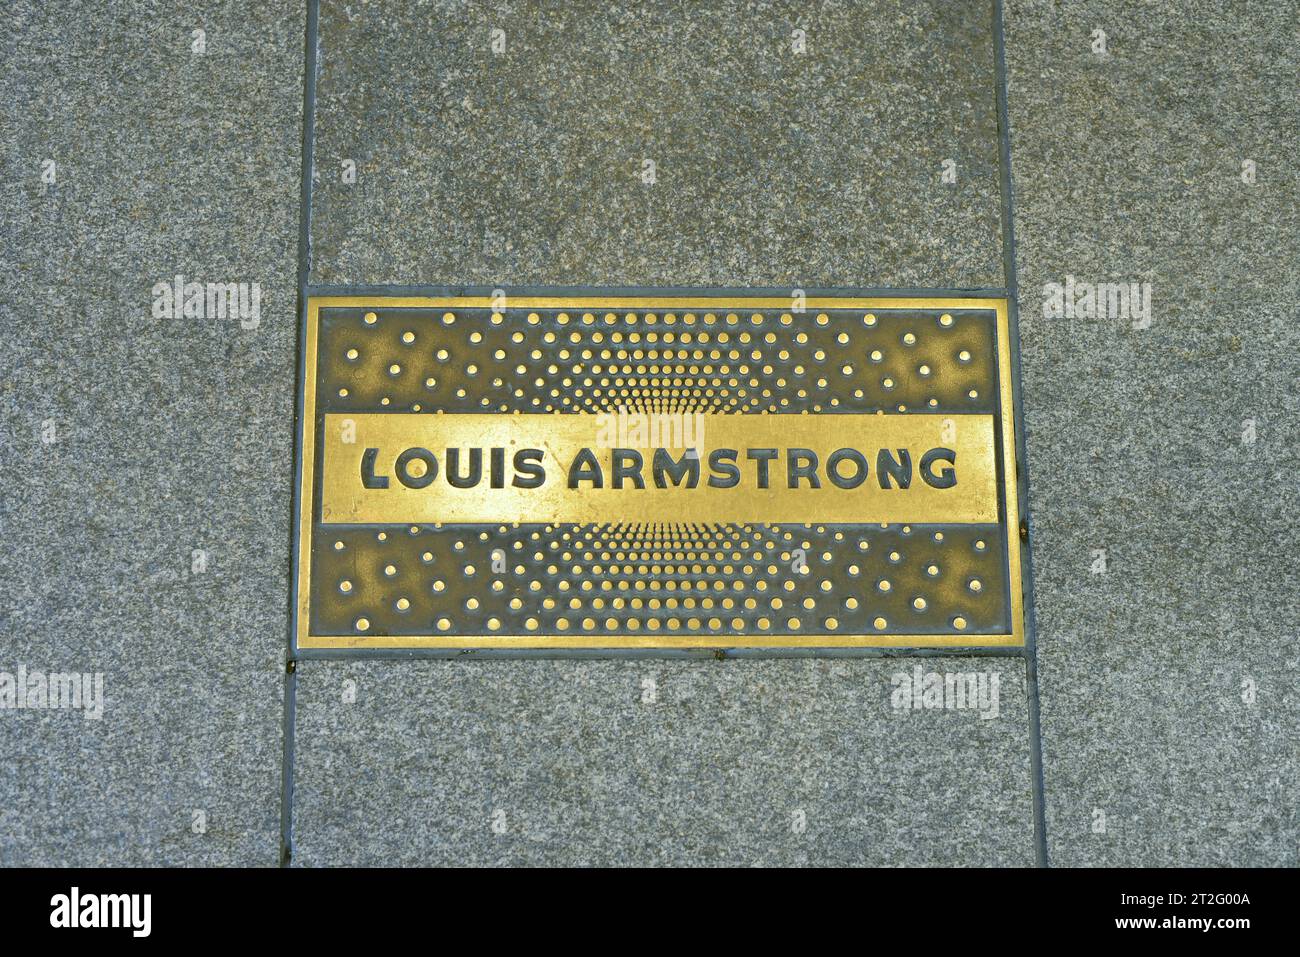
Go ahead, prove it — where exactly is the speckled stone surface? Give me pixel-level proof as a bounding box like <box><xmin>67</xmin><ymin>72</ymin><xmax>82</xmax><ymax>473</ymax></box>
<box><xmin>295</xmin><ymin>1</ymin><xmax>1033</xmax><ymax>867</ymax></box>
<box><xmin>292</xmin><ymin>658</ymin><xmax>1034</xmax><ymax>866</ymax></box>
<box><xmin>0</xmin><ymin>1</ymin><xmax>303</xmax><ymax>864</ymax></box>
<box><xmin>1004</xmin><ymin>0</ymin><xmax>1300</xmax><ymax>865</ymax></box>
<box><xmin>308</xmin><ymin>0</ymin><xmax>1005</xmax><ymax>289</ymax></box>
<box><xmin>6</xmin><ymin>0</ymin><xmax>1294</xmax><ymax>868</ymax></box>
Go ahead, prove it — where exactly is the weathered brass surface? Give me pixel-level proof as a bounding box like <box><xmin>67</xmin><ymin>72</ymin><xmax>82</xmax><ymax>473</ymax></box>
<box><xmin>294</xmin><ymin>296</ymin><xmax>1024</xmax><ymax>650</ymax></box>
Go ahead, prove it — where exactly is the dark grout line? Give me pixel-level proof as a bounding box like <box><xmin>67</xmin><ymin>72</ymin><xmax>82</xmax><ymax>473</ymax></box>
<box><xmin>992</xmin><ymin>0</ymin><xmax>1049</xmax><ymax>868</ymax></box>
<box><xmin>281</xmin><ymin>0</ymin><xmax>322</xmax><ymax>870</ymax></box>
<box><xmin>279</xmin><ymin>663</ymin><xmax>298</xmax><ymax>866</ymax></box>
<box><xmin>293</xmin><ymin>646</ymin><xmax>1032</xmax><ymax>662</ymax></box>
<box><xmin>297</xmin><ymin>0</ymin><xmax>320</xmax><ymax>290</ymax></box>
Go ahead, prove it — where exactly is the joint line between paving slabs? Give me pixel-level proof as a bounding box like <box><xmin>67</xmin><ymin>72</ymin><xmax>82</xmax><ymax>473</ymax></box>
<box><xmin>281</xmin><ymin>0</ymin><xmax>322</xmax><ymax>870</ymax></box>
<box><xmin>993</xmin><ymin>0</ymin><xmax>1049</xmax><ymax>869</ymax></box>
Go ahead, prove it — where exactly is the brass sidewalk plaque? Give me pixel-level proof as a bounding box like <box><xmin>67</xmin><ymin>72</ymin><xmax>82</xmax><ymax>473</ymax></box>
<box><xmin>294</xmin><ymin>296</ymin><xmax>1025</xmax><ymax>650</ymax></box>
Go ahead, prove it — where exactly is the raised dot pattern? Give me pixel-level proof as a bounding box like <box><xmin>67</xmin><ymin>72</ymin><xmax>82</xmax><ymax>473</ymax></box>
<box><xmin>312</xmin><ymin>521</ymin><xmax>1008</xmax><ymax>638</ymax></box>
<box><xmin>317</xmin><ymin>307</ymin><xmax>998</xmax><ymax>414</ymax></box>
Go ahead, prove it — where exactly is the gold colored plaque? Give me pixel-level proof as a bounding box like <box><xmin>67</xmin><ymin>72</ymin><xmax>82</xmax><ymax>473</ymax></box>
<box><xmin>294</xmin><ymin>296</ymin><xmax>1025</xmax><ymax>650</ymax></box>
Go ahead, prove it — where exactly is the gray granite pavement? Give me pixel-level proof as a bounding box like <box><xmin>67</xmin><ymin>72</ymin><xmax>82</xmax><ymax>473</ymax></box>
<box><xmin>2</xmin><ymin>0</ymin><xmax>1294</xmax><ymax>868</ymax></box>
<box><xmin>1004</xmin><ymin>0</ymin><xmax>1299</xmax><ymax>865</ymax></box>
<box><xmin>293</xmin><ymin>658</ymin><xmax>1034</xmax><ymax>866</ymax></box>
<box><xmin>309</xmin><ymin>0</ymin><xmax>1005</xmax><ymax>289</ymax></box>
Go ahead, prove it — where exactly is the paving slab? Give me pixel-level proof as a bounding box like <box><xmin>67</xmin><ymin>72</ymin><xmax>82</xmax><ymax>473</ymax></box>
<box><xmin>0</xmin><ymin>0</ymin><xmax>303</xmax><ymax>865</ymax></box>
<box><xmin>292</xmin><ymin>658</ymin><xmax>1035</xmax><ymax>866</ymax></box>
<box><xmin>289</xmin><ymin>1</ymin><xmax>1038</xmax><ymax>868</ymax></box>
<box><xmin>309</xmin><ymin>0</ymin><xmax>1005</xmax><ymax>289</ymax></box>
<box><xmin>1003</xmin><ymin>0</ymin><xmax>1300</xmax><ymax>865</ymax></box>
